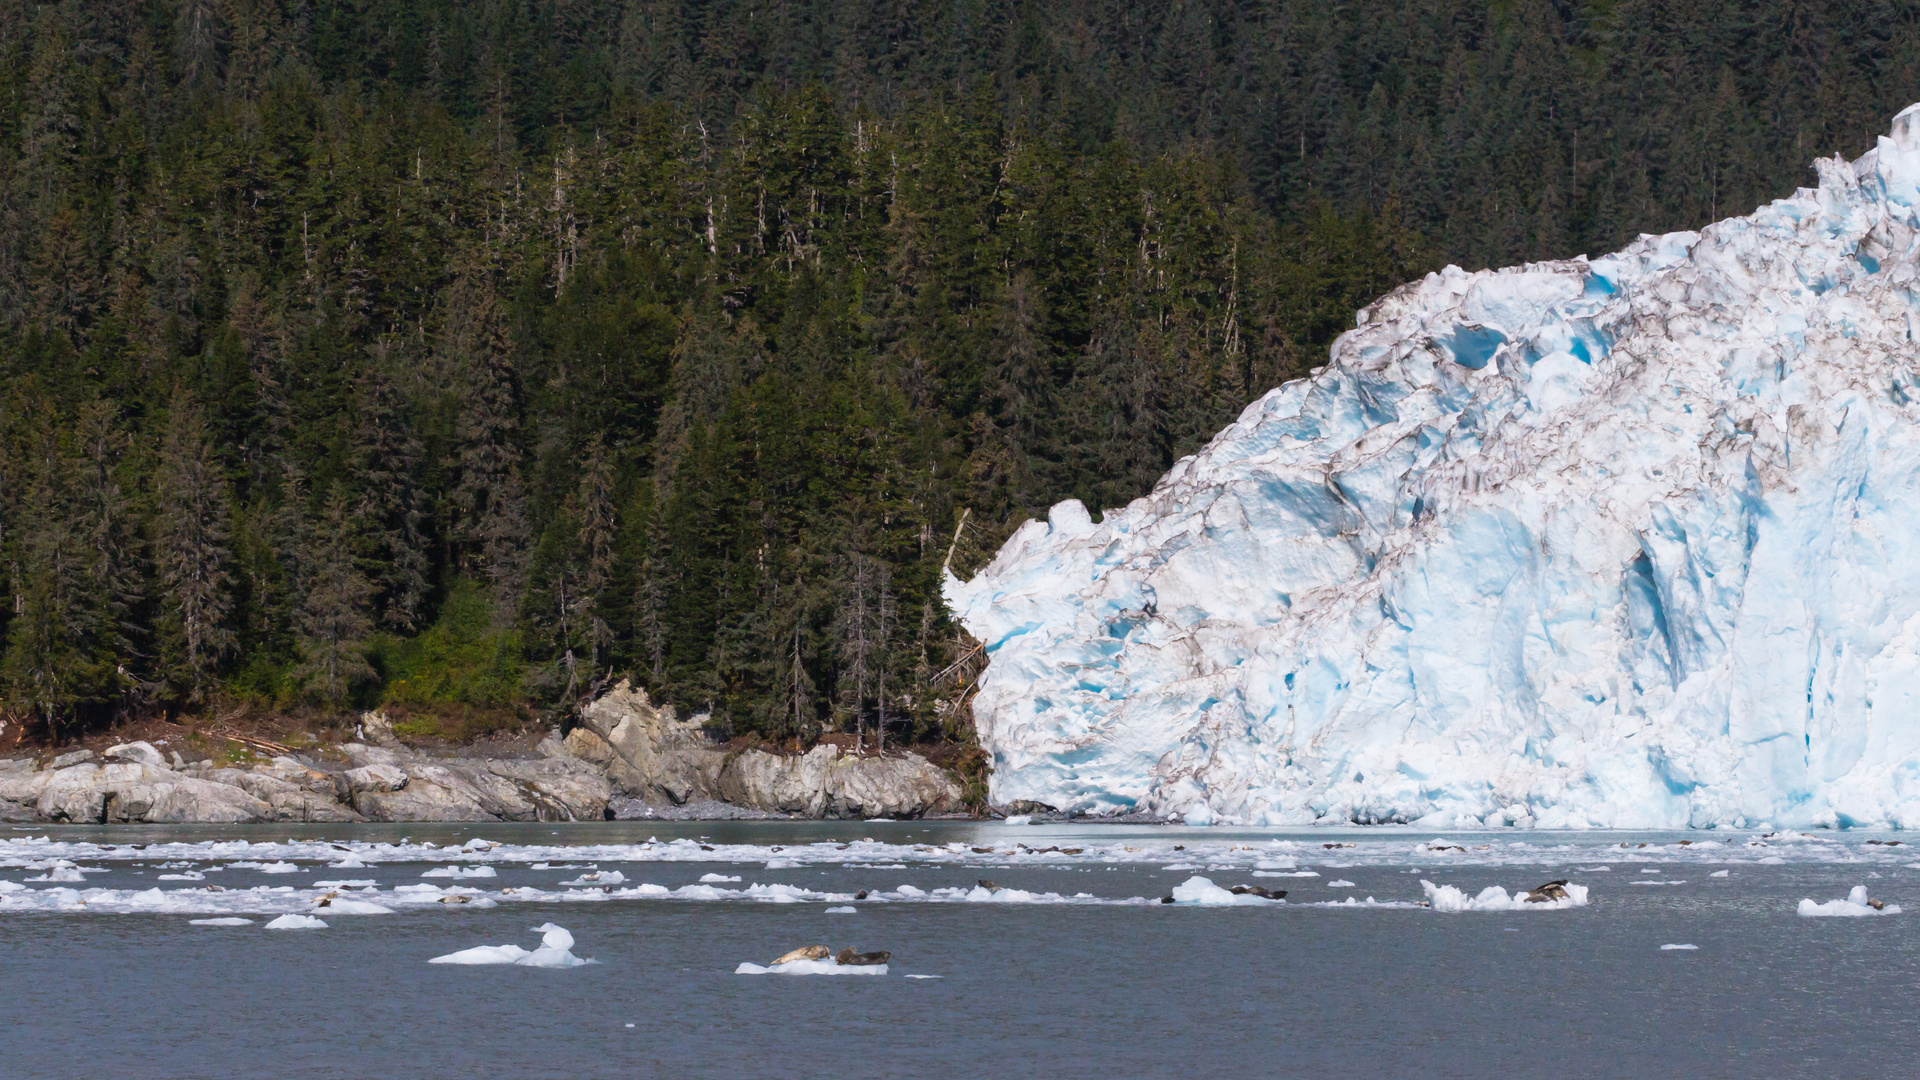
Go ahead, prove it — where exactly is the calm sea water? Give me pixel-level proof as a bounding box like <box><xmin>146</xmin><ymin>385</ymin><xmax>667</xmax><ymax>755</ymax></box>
<box><xmin>2</xmin><ymin>821</ymin><xmax>1915</xmax><ymax>1079</ymax></box>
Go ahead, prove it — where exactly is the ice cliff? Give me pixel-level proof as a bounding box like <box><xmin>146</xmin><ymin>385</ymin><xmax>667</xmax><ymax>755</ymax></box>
<box><xmin>945</xmin><ymin>105</ymin><xmax>1920</xmax><ymax>829</ymax></box>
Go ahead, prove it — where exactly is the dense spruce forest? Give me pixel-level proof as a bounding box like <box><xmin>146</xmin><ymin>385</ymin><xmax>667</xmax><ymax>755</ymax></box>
<box><xmin>2</xmin><ymin>0</ymin><xmax>1918</xmax><ymax>745</ymax></box>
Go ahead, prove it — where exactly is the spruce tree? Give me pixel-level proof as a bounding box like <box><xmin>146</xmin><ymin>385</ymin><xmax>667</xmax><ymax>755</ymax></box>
<box><xmin>154</xmin><ymin>390</ymin><xmax>236</xmax><ymax>704</ymax></box>
<box><xmin>292</xmin><ymin>485</ymin><xmax>377</xmax><ymax>706</ymax></box>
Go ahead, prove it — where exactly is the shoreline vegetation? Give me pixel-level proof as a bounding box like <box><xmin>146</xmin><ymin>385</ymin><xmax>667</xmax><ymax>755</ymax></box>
<box><xmin>3</xmin><ymin>2</ymin><xmax>1915</xmax><ymax>777</ymax></box>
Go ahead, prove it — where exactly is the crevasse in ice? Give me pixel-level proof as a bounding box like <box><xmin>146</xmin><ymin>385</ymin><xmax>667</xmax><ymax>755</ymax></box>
<box><xmin>945</xmin><ymin>104</ymin><xmax>1920</xmax><ymax>829</ymax></box>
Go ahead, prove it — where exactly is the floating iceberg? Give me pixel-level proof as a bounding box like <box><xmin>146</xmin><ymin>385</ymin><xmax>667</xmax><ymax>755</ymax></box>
<box><xmin>421</xmin><ymin>865</ymin><xmax>496</xmax><ymax>879</ymax></box>
<box><xmin>429</xmin><ymin>923</ymin><xmax>593</xmax><ymax>967</ymax></box>
<box><xmin>946</xmin><ymin>104</ymin><xmax>1920</xmax><ymax>830</ymax></box>
<box><xmin>1167</xmin><ymin>875</ymin><xmax>1282</xmax><ymax>905</ymax></box>
<box><xmin>189</xmin><ymin>917</ymin><xmax>254</xmax><ymax>926</ymax></box>
<box><xmin>1420</xmin><ymin>880</ymin><xmax>1589</xmax><ymax>912</ymax></box>
<box><xmin>734</xmin><ymin>958</ymin><xmax>888</xmax><ymax>976</ymax></box>
<box><xmin>1796</xmin><ymin>885</ymin><xmax>1902</xmax><ymax>916</ymax></box>
<box><xmin>264</xmin><ymin>914</ymin><xmax>327</xmax><ymax>929</ymax></box>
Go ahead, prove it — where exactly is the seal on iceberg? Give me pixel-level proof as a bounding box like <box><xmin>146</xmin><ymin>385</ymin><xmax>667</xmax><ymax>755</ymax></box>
<box><xmin>772</xmin><ymin>945</ymin><xmax>831</xmax><ymax>965</ymax></box>
<box><xmin>835</xmin><ymin>947</ymin><xmax>890</xmax><ymax>966</ymax></box>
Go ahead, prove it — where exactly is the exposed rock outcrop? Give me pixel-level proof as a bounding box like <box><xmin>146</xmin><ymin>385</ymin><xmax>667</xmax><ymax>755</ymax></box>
<box><xmin>0</xmin><ymin>683</ymin><xmax>960</xmax><ymax>822</ymax></box>
<box><xmin>575</xmin><ymin>680</ymin><xmax>962</xmax><ymax>818</ymax></box>
<box><xmin>569</xmin><ymin>681</ymin><xmax>726</xmax><ymax>804</ymax></box>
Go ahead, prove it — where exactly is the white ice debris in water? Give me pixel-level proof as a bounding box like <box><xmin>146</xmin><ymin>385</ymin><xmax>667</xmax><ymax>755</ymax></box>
<box><xmin>264</xmin><ymin>914</ymin><xmax>327</xmax><ymax>929</ymax></box>
<box><xmin>1711</xmin><ymin>870</ymin><xmax>1730</xmax><ymax>877</ymax></box>
<box><xmin>1660</xmin><ymin>944</ymin><xmax>1700</xmax><ymax>950</ymax></box>
<box><xmin>421</xmin><ymin>865</ymin><xmax>497</xmax><ymax>879</ymax></box>
<box><xmin>698</xmin><ymin>873</ymin><xmax>741</xmax><ymax>883</ymax></box>
<box><xmin>1797</xmin><ymin>885</ymin><xmax>1903</xmax><ymax>917</ymax></box>
<box><xmin>1421</xmin><ymin>881</ymin><xmax>1589</xmax><ymax>912</ymax></box>
<box><xmin>314</xmin><ymin>897</ymin><xmax>394</xmax><ymax>915</ymax></box>
<box><xmin>190</xmin><ymin>917</ymin><xmax>254</xmax><ymax>926</ymax></box>
<box><xmin>1168</xmin><ymin>875</ymin><xmax>1282</xmax><ymax>906</ymax></box>
<box><xmin>1327</xmin><ymin>879</ymin><xmax>1356</xmax><ymax>888</ymax></box>
<box><xmin>429</xmin><ymin>924</ymin><xmax>593</xmax><ymax>967</ymax></box>
<box><xmin>944</xmin><ymin>104</ymin><xmax>1920</xmax><ymax>830</ymax></box>
<box><xmin>735</xmin><ymin>958</ymin><xmax>888</xmax><ymax>976</ymax></box>
<box><xmin>825</xmin><ymin>906</ymin><xmax>857</xmax><ymax>913</ymax></box>
<box><xmin>559</xmin><ymin>871</ymin><xmax>625</xmax><ymax>886</ymax></box>
<box><xmin>1002</xmin><ymin>815</ymin><xmax>1033</xmax><ymax>826</ymax></box>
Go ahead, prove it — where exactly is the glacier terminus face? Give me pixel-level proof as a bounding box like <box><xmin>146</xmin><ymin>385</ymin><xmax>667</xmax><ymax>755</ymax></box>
<box><xmin>944</xmin><ymin>105</ymin><xmax>1920</xmax><ymax>829</ymax></box>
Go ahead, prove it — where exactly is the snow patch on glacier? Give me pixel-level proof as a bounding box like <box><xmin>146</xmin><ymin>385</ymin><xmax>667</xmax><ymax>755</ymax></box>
<box><xmin>946</xmin><ymin>104</ymin><xmax>1920</xmax><ymax>830</ymax></box>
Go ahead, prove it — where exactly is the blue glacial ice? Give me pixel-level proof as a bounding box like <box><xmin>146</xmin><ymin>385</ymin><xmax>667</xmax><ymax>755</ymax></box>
<box><xmin>945</xmin><ymin>104</ymin><xmax>1920</xmax><ymax>830</ymax></box>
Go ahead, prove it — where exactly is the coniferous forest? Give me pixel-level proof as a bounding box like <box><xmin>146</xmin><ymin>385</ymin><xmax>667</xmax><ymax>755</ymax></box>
<box><xmin>4</xmin><ymin>0</ymin><xmax>1919</xmax><ymax>745</ymax></box>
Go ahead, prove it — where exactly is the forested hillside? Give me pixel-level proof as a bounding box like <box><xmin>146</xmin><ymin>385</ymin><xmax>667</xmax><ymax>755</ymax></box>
<box><xmin>3</xmin><ymin>0</ymin><xmax>1916</xmax><ymax>744</ymax></box>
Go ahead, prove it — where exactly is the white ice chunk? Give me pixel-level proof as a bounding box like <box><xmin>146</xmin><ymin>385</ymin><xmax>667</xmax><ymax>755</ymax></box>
<box><xmin>1421</xmin><ymin>880</ymin><xmax>1589</xmax><ymax>912</ymax></box>
<box><xmin>734</xmin><ymin>959</ymin><xmax>888</xmax><ymax>976</ymax></box>
<box><xmin>1796</xmin><ymin>886</ymin><xmax>1903</xmax><ymax>917</ymax></box>
<box><xmin>698</xmin><ymin>873</ymin><xmax>741</xmax><ymax>883</ymax></box>
<box><xmin>264</xmin><ymin>914</ymin><xmax>327</xmax><ymax>929</ymax></box>
<box><xmin>825</xmin><ymin>906</ymin><xmax>857</xmax><ymax>914</ymax></box>
<box><xmin>1660</xmin><ymin>944</ymin><xmax>1699</xmax><ymax>950</ymax></box>
<box><xmin>189</xmin><ymin>917</ymin><xmax>254</xmax><ymax>926</ymax></box>
<box><xmin>429</xmin><ymin>923</ymin><xmax>593</xmax><ymax>967</ymax></box>
<box><xmin>1168</xmin><ymin>875</ymin><xmax>1279</xmax><ymax>906</ymax></box>
<box><xmin>422</xmin><ymin>865</ymin><xmax>497</xmax><ymax>879</ymax></box>
<box><xmin>559</xmin><ymin>871</ymin><xmax>624</xmax><ymax>886</ymax></box>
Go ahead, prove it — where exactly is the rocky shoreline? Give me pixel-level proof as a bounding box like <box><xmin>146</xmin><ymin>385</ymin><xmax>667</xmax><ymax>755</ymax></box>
<box><xmin>0</xmin><ymin>682</ymin><xmax>965</xmax><ymax>825</ymax></box>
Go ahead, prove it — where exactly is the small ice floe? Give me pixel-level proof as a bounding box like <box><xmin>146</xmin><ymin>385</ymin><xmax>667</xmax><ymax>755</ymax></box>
<box><xmin>560</xmin><ymin>871</ymin><xmax>625</xmax><ymax>886</ymax></box>
<box><xmin>429</xmin><ymin>924</ymin><xmax>594</xmax><ymax>967</ymax></box>
<box><xmin>190</xmin><ymin>917</ymin><xmax>254</xmax><ymax>926</ymax></box>
<box><xmin>1575</xmin><ymin>866</ymin><xmax>1612</xmax><ymax>872</ymax></box>
<box><xmin>313</xmin><ymin>879</ymin><xmax>378</xmax><ymax>889</ymax></box>
<box><xmin>1326</xmin><ymin>879</ymin><xmax>1356</xmax><ymax>888</ymax></box>
<box><xmin>233</xmin><ymin>861</ymin><xmax>302</xmax><ymax>874</ymax></box>
<box><xmin>28</xmin><ymin>865</ymin><xmax>88</xmax><ymax>883</ymax></box>
<box><xmin>421</xmin><ymin>865</ymin><xmax>497</xmax><ymax>879</ymax></box>
<box><xmin>157</xmin><ymin>871</ymin><xmax>205</xmax><ymax>881</ymax></box>
<box><xmin>698</xmin><ymin>873</ymin><xmax>740</xmax><ymax>884</ymax></box>
<box><xmin>313</xmin><ymin>895</ymin><xmax>394</xmax><ymax>915</ymax></box>
<box><xmin>1002</xmin><ymin>815</ymin><xmax>1032</xmax><ymax>826</ymax></box>
<box><xmin>735</xmin><ymin>944</ymin><xmax>890</xmax><ymax>975</ymax></box>
<box><xmin>1631</xmin><ymin>879</ymin><xmax>1687</xmax><ymax>886</ymax></box>
<box><xmin>1162</xmin><ymin>876</ymin><xmax>1284</xmax><ymax>905</ymax></box>
<box><xmin>1254</xmin><ymin>870</ymin><xmax>1319</xmax><ymax>878</ymax></box>
<box><xmin>903</xmin><ymin>974</ymin><xmax>942</xmax><ymax>980</ymax></box>
<box><xmin>825</xmin><ymin>906</ymin><xmax>857</xmax><ymax>914</ymax></box>
<box><xmin>1660</xmin><ymin>944</ymin><xmax>1699</xmax><ymax>950</ymax></box>
<box><xmin>1710</xmin><ymin>870</ymin><xmax>1730</xmax><ymax>878</ymax></box>
<box><xmin>265</xmin><ymin>914</ymin><xmax>328</xmax><ymax>930</ymax></box>
<box><xmin>1797</xmin><ymin>886</ymin><xmax>1902</xmax><ymax>917</ymax></box>
<box><xmin>1421</xmin><ymin>879</ymin><xmax>1589</xmax><ymax>912</ymax></box>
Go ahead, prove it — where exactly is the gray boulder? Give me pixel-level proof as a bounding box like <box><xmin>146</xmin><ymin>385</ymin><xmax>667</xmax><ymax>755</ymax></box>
<box><xmin>341</xmin><ymin>762</ymin><xmax>410</xmax><ymax>795</ymax></box>
<box><xmin>103</xmin><ymin>741</ymin><xmax>167</xmax><ymax>768</ymax></box>
<box><xmin>35</xmin><ymin>762</ymin><xmax>273</xmax><ymax>824</ymax></box>
<box><xmin>351</xmin><ymin>762</ymin><xmax>494</xmax><ymax>821</ymax></box>
<box><xmin>716</xmin><ymin>745</ymin><xmax>962</xmax><ymax>818</ymax></box>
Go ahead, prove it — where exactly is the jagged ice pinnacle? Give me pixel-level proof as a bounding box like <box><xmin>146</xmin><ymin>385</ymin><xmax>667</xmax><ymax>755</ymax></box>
<box><xmin>945</xmin><ymin>104</ymin><xmax>1920</xmax><ymax>829</ymax></box>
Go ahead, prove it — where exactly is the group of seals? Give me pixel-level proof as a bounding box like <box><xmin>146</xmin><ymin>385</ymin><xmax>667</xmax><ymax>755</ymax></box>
<box><xmin>769</xmin><ymin>944</ymin><xmax>891</xmax><ymax>967</ymax></box>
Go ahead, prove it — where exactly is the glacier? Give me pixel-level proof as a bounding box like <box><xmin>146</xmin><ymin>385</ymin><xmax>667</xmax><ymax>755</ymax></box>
<box><xmin>944</xmin><ymin>105</ymin><xmax>1920</xmax><ymax>830</ymax></box>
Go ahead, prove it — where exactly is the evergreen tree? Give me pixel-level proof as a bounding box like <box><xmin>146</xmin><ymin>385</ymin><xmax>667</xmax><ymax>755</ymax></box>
<box><xmin>292</xmin><ymin>485</ymin><xmax>377</xmax><ymax>705</ymax></box>
<box><xmin>154</xmin><ymin>391</ymin><xmax>236</xmax><ymax>704</ymax></box>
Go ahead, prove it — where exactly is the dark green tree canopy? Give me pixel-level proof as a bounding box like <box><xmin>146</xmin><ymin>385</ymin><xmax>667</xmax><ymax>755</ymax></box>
<box><xmin>2</xmin><ymin>0</ymin><xmax>1914</xmax><ymax>741</ymax></box>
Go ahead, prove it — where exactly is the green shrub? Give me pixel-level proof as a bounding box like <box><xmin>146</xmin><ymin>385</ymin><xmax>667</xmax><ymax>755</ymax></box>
<box><xmin>368</xmin><ymin>581</ymin><xmax>527</xmax><ymax>710</ymax></box>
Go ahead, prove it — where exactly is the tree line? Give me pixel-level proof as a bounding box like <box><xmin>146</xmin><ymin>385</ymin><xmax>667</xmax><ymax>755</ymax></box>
<box><xmin>1</xmin><ymin>0</ymin><xmax>1915</xmax><ymax>744</ymax></box>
